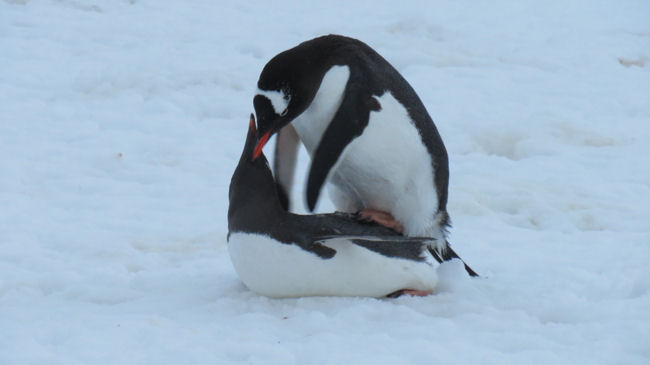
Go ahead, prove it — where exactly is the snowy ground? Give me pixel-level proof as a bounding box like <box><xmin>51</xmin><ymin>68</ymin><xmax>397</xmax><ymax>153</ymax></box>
<box><xmin>2</xmin><ymin>0</ymin><xmax>649</xmax><ymax>364</ymax></box>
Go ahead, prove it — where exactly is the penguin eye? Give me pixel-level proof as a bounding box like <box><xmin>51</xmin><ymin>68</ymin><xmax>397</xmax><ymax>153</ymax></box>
<box><xmin>279</xmin><ymin>108</ymin><xmax>288</xmax><ymax>117</ymax></box>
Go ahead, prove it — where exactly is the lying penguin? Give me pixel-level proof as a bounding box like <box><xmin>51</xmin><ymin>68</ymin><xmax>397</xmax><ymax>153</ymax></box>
<box><xmin>252</xmin><ymin>35</ymin><xmax>477</xmax><ymax>276</ymax></box>
<box><xmin>227</xmin><ymin>115</ymin><xmax>475</xmax><ymax>298</ymax></box>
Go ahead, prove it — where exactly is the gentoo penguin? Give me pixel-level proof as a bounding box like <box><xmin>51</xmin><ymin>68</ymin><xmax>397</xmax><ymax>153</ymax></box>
<box><xmin>252</xmin><ymin>34</ymin><xmax>477</xmax><ymax>276</ymax></box>
<box><xmin>227</xmin><ymin>115</ymin><xmax>469</xmax><ymax>298</ymax></box>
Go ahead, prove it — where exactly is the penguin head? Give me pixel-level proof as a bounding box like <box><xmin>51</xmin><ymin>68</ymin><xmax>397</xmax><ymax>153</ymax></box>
<box><xmin>228</xmin><ymin>114</ymin><xmax>284</xmax><ymax>230</ymax></box>
<box><xmin>252</xmin><ymin>90</ymin><xmax>293</xmax><ymax>160</ymax></box>
<box><xmin>231</xmin><ymin>114</ymin><xmax>275</xmax><ymax>193</ymax></box>
<box><xmin>252</xmin><ymin>47</ymin><xmax>324</xmax><ymax>158</ymax></box>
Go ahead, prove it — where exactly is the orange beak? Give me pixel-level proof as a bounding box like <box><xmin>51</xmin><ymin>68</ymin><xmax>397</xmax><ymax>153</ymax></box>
<box><xmin>253</xmin><ymin>131</ymin><xmax>270</xmax><ymax>160</ymax></box>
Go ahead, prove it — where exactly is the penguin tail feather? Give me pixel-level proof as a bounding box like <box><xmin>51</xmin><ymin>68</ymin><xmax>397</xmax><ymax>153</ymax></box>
<box><xmin>428</xmin><ymin>242</ymin><xmax>479</xmax><ymax>277</ymax></box>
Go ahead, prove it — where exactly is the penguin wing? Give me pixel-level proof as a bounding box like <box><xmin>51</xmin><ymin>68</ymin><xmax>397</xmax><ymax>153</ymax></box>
<box><xmin>306</xmin><ymin>66</ymin><xmax>381</xmax><ymax>211</ymax></box>
<box><xmin>312</xmin><ymin>235</ymin><xmax>435</xmax><ymax>263</ymax></box>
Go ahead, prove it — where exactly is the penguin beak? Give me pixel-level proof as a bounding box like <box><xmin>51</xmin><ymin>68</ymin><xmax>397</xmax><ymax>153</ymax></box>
<box><xmin>252</xmin><ymin>131</ymin><xmax>270</xmax><ymax>160</ymax></box>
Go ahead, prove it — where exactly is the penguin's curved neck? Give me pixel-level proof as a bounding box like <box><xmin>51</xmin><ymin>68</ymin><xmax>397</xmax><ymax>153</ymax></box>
<box><xmin>228</xmin><ymin>181</ymin><xmax>286</xmax><ymax>234</ymax></box>
<box><xmin>228</xmin><ymin>125</ymin><xmax>287</xmax><ymax>234</ymax></box>
<box><xmin>229</xmin><ymin>163</ymin><xmax>286</xmax><ymax>221</ymax></box>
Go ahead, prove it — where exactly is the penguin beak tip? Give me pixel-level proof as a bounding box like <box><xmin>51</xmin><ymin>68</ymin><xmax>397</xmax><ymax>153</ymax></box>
<box><xmin>252</xmin><ymin>131</ymin><xmax>271</xmax><ymax>160</ymax></box>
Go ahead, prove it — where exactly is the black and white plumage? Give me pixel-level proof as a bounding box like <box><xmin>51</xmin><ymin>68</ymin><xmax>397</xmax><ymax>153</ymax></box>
<box><xmin>252</xmin><ymin>35</ymin><xmax>476</xmax><ymax>276</ymax></box>
<box><xmin>227</xmin><ymin>116</ymin><xmax>465</xmax><ymax>298</ymax></box>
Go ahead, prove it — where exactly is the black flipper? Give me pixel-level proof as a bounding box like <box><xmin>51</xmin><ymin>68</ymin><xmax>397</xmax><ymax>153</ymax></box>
<box><xmin>273</xmin><ymin>124</ymin><xmax>300</xmax><ymax>211</ymax></box>
<box><xmin>306</xmin><ymin>67</ymin><xmax>381</xmax><ymax>211</ymax></box>
<box><xmin>313</xmin><ymin>235</ymin><xmax>434</xmax><ymax>262</ymax></box>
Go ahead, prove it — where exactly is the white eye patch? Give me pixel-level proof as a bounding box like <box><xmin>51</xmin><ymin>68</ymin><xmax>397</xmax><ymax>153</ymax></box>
<box><xmin>256</xmin><ymin>89</ymin><xmax>290</xmax><ymax>116</ymax></box>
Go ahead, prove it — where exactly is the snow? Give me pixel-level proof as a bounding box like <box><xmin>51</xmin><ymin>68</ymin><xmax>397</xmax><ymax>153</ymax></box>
<box><xmin>1</xmin><ymin>0</ymin><xmax>649</xmax><ymax>364</ymax></box>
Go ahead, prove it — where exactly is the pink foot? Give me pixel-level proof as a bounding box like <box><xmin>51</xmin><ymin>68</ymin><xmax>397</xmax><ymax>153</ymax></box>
<box><xmin>358</xmin><ymin>209</ymin><xmax>404</xmax><ymax>233</ymax></box>
<box><xmin>387</xmin><ymin>289</ymin><xmax>433</xmax><ymax>298</ymax></box>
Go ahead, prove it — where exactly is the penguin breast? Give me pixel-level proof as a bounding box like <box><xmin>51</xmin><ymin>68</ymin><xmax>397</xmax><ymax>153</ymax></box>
<box><xmin>330</xmin><ymin>92</ymin><xmax>440</xmax><ymax>237</ymax></box>
<box><xmin>288</xmin><ymin>64</ymin><xmax>441</xmax><ymax>238</ymax></box>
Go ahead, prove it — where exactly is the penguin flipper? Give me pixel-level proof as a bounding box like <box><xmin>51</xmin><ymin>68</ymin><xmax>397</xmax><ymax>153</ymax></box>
<box><xmin>273</xmin><ymin>124</ymin><xmax>300</xmax><ymax>211</ymax></box>
<box><xmin>314</xmin><ymin>235</ymin><xmax>434</xmax><ymax>263</ymax></box>
<box><xmin>306</xmin><ymin>70</ymin><xmax>381</xmax><ymax>211</ymax></box>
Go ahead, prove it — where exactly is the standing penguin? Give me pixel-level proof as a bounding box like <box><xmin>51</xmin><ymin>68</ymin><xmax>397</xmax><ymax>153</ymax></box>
<box><xmin>253</xmin><ymin>35</ymin><xmax>476</xmax><ymax>276</ymax></box>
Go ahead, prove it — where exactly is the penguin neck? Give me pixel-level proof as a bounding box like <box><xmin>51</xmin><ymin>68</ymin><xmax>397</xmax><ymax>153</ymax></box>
<box><xmin>228</xmin><ymin>195</ymin><xmax>285</xmax><ymax>234</ymax></box>
<box><xmin>228</xmin><ymin>159</ymin><xmax>287</xmax><ymax>234</ymax></box>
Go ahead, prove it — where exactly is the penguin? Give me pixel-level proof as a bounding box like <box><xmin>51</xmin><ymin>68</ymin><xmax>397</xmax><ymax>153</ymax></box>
<box><xmin>252</xmin><ymin>34</ymin><xmax>477</xmax><ymax>276</ymax></box>
<box><xmin>227</xmin><ymin>115</ymin><xmax>473</xmax><ymax>298</ymax></box>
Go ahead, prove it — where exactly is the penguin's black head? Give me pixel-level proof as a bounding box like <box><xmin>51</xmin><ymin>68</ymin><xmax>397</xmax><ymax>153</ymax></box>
<box><xmin>252</xmin><ymin>45</ymin><xmax>326</xmax><ymax>158</ymax></box>
<box><xmin>252</xmin><ymin>91</ymin><xmax>294</xmax><ymax>160</ymax></box>
<box><xmin>228</xmin><ymin>115</ymin><xmax>284</xmax><ymax>233</ymax></box>
<box><xmin>230</xmin><ymin>114</ymin><xmax>275</xmax><ymax>198</ymax></box>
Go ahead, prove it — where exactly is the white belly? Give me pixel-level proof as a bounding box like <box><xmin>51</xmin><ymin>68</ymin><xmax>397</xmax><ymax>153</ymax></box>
<box><xmin>329</xmin><ymin>92</ymin><xmax>439</xmax><ymax>237</ymax></box>
<box><xmin>291</xmin><ymin>70</ymin><xmax>440</xmax><ymax>238</ymax></box>
<box><xmin>228</xmin><ymin>232</ymin><xmax>438</xmax><ymax>298</ymax></box>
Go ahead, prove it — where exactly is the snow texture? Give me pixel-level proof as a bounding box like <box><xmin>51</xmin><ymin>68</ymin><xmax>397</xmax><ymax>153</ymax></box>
<box><xmin>1</xmin><ymin>0</ymin><xmax>649</xmax><ymax>364</ymax></box>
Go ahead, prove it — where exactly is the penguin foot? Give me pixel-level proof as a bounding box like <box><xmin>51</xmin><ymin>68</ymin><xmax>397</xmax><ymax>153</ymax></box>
<box><xmin>386</xmin><ymin>289</ymin><xmax>433</xmax><ymax>298</ymax></box>
<box><xmin>358</xmin><ymin>209</ymin><xmax>404</xmax><ymax>233</ymax></box>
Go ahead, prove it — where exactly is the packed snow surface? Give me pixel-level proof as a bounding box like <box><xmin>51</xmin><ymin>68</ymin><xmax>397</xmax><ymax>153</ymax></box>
<box><xmin>1</xmin><ymin>0</ymin><xmax>649</xmax><ymax>364</ymax></box>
